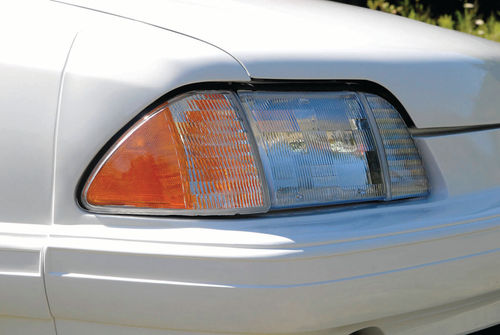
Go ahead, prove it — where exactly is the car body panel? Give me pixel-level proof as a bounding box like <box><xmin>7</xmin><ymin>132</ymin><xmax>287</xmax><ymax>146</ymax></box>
<box><xmin>50</xmin><ymin>297</ymin><xmax>500</xmax><ymax>335</ymax></box>
<box><xmin>0</xmin><ymin>1</ymin><xmax>248</xmax><ymax>334</ymax></box>
<box><xmin>45</xmin><ymin>189</ymin><xmax>500</xmax><ymax>333</ymax></box>
<box><xmin>1</xmin><ymin>1</ymin><xmax>500</xmax><ymax>334</ymax></box>
<box><xmin>50</xmin><ymin>9</ymin><xmax>250</xmax><ymax>227</ymax></box>
<box><xmin>48</xmin><ymin>41</ymin><xmax>500</xmax><ymax>329</ymax></box>
<box><xmin>0</xmin><ymin>1</ymin><xmax>76</xmax><ymax>225</ymax></box>
<box><xmin>0</xmin><ymin>2</ymin><xmax>78</xmax><ymax>334</ymax></box>
<box><xmin>58</xmin><ymin>0</ymin><xmax>500</xmax><ymax>129</ymax></box>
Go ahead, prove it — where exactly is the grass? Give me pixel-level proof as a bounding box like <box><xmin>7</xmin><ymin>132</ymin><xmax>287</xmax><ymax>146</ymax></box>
<box><xmin>366</xmin><ymin>0</ymin><xmax>500</xmax><ymax>42</ymax></box>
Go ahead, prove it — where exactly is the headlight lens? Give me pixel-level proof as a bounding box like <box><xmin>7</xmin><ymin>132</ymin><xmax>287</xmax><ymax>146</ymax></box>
<box><xmin>239</xmin><ymin>91</ymin><xmax>385</xmax><ymax>208</ymax></box>
<box><xmin>364</xmin><ymin>93</ymin><xmax>428</xmax><ymax>199</ymax></box>
<box><xmin>82</xmin><ymin>88</ymin><xmax>428</xmax><ymax>216</ymax></box>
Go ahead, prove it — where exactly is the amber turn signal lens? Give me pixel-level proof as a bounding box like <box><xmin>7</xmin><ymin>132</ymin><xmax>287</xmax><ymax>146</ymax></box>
<box><xmin>83</xmin><ymin>92</ymin><xmax>268</xmax><ymax>215</ymax></box>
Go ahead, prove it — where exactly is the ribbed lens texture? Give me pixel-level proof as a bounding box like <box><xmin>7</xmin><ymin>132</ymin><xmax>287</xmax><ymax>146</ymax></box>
<box><xmin>239</xmin><ymin>91</ymin><xmax>384</xmax><ymax>208</ymax></box>
<box><xmin>169</xmin><ymin>92</ymin><xmax>265</xmax><ymax>210</ymax></box>
<box><xmin>366</xmin><ymin>94</ymin><xmax>428</xmax><ymax>198</ymax></box>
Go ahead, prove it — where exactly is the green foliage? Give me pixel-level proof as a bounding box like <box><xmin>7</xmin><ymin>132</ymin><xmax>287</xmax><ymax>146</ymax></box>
<box><xmin>437</xmin><ymin>14</ymin><xmax>454</xmax><ymax>30</ymax></box>
<box><xmin>367</xmin><ymin>0</ymin><xmax>500</xmax><ymax>42</ymax></box>
<box><xmin>368</xmin><ymin>0</ymin><xmax>433</xmax><ymax>23</ymax></box>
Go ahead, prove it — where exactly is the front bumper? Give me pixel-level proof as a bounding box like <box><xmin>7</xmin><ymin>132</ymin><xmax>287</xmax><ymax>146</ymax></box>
<box><xmin>42</xmin><ymin>131</ymin><xmax>500</xmax><ymax>335</ymax></box>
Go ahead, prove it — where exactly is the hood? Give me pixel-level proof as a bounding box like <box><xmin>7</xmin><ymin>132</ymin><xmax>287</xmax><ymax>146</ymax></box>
<box><xmin>59</xmin><ymin>0</ymin><xmax>500</xmax><ymax>128</ymax></box>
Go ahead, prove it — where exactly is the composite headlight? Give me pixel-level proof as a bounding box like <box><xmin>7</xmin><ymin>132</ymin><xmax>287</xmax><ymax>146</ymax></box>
<box><xmin>81</xmin><ymin>87</ymin><xmax>428</xmax><ymax>215</ymax></box>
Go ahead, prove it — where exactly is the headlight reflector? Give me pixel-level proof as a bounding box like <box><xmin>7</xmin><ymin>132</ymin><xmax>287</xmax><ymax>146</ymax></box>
<box><xmin>239</xmin><ymin>91</ymin><xmax>385</xmax><ymax>208</ymax></box>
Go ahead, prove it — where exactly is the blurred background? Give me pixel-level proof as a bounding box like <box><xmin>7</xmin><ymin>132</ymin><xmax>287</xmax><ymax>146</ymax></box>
<box><xmin>332</xmin><ymin>0</ymin><xmax>500</xmax><ymax>42</ymax></box>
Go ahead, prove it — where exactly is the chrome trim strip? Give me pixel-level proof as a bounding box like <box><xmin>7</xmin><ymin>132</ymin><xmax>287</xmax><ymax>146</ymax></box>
<box><xmin>410</xmin><ymin>124</ymin><xmax>500</xmax><ymax>137</ymax></box>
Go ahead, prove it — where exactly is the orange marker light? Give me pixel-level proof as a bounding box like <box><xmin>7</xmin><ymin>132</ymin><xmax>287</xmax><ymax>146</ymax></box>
<box><xmin>83</xmin><ymin>92</ymin><xmax>267</xmax><ymax>214</ymax></box>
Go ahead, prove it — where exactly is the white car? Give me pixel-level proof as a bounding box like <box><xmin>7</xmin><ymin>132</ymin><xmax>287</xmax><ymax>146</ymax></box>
<box><xmin>1</xmin><ymin>0</ymin><xmax>500</xmax><ymax>334</ymax></box>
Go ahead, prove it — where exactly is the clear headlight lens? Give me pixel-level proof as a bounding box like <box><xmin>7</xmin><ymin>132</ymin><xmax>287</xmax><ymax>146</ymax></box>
<box><xmin>239</xmin><ymin>91</ymin><xmax>385</xmax><ymax>208</ymax></box>
<box><xmin>365</xmin><ymin>94</ymin><xmax>428</xmax><ymax>199</ymax></box>
<box><xmin>82</xmin><ymin>88</ymin><xmax>428</xmax><ymax>216</ymax></box>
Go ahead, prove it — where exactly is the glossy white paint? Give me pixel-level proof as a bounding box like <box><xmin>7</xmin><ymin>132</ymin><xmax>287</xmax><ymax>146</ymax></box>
<box><xmin>59</xmin><ymin>0</ymin><xmax>500</xmax><ymax>129</ymax></box>
<box><xmin>0</xmin><ymin>1</ymin><xmax>76</xmax><ymax>225</ymax></box>
<box><xmin>51</xmin><ymin>10</ymin><xmax>250</xmax><ymax>227</ymax></box>
<box><xmin>421</xmin><ymin>130</ymin><xmax>500</xmax><ymax>196</ymax></box>
<box><xmin>0</xmin><ymin>1</ymin><xmax>77</xmax><ymax>333</ymax></box>
<box><xmin>1</xmin><ymin>0</ymin><xmax>500</xmax><ymax>334</ymax></box>
<box><xmin>45</xmin><ymin>192</ymin><xmax>500</xmax><ymax>333</ymax></box>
